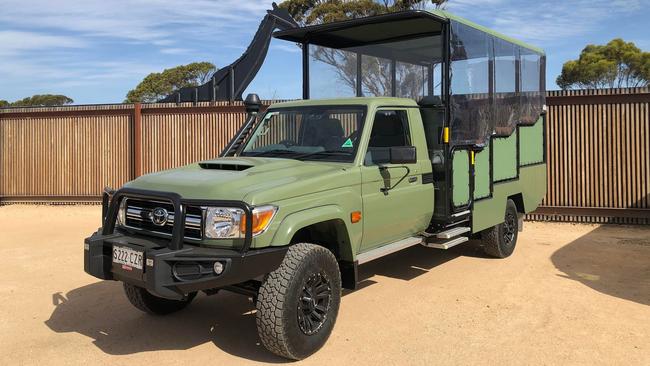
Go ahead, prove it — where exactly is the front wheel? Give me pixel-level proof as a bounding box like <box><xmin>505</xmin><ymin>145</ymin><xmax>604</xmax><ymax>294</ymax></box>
<box><xmin>481</xmin><ymin>199</ymin><xmax>519</xmax><ymax>258</ymax></box>
<box><xmin>256</xmin><ymin>243</ymin><xmax>342</xmax><ymax>360</ymax></box>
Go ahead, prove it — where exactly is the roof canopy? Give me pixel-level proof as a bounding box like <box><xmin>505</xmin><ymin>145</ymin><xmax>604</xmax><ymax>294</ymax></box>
<box><xmin>273</xmin><ymin>11</ymin><xmax>445</xmax><ymax>49</ymax></box>
<box><xmin>274</xmin><ymin>11</ymin><xmax>446</xmax><ymax>65</ymax></box>
<box><xmin>273</xmin><ymin>10</ymin><xmax>544</xmax><ymax>55</ymax></box>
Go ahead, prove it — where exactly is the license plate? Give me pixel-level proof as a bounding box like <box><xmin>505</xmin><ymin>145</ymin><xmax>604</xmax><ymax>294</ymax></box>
<box><xmin>112</xmin><ymin>245</ymin><xmax>143</xmax><ymax>271</ymax></box>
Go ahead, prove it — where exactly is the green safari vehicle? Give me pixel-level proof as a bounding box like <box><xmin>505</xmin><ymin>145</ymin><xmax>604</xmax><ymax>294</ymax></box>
<box><xmin>84</xmin><ymin>10</ymin><xmax>546</xmax><ymax>360</ymax></box>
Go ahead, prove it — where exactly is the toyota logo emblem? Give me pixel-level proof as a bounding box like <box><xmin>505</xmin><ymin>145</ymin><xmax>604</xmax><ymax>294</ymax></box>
<box><xmin>150</xmin><ymin>207</ymin><xmax>169</xmax><ymax>226</ymax></box>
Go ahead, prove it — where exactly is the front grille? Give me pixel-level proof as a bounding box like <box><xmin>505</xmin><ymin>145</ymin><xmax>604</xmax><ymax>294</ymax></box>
<box><xmin>124</xmin><ymin>198</ymin><xmax>203</xmax><ymax>240</ymax></box>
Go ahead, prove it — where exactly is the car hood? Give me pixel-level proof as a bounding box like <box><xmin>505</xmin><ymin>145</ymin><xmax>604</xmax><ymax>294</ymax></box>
<box><xmin>124</xmin><ymin>157</ymin><xmax>358</xmax><ymax>205</ymax></box>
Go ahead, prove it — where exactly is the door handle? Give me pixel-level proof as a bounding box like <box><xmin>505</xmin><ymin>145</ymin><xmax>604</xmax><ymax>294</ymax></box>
<box><xmin>408</xmin><ymin>176</ymin><xmax>417</xmax><ymax>183</ymax></box>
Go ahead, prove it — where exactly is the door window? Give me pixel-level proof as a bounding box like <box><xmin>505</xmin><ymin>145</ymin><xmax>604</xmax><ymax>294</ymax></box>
<box><xmin>365</xmin><ymin>110</ymin><xmax>411</xmax><ymax>165</ymax></box>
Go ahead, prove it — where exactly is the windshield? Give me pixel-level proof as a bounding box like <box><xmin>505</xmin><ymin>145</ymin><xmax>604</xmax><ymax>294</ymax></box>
<box><xmin>240</xmin><ymin>106</ymin><xmax>366</xmax><ymax>162</ymax></box>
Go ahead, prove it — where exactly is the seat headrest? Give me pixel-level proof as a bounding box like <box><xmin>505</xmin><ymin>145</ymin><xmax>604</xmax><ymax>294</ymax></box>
<box><xmin>373</xmin><ymin>114</ymin><xmax>404</xmax><ymax>136</ymax></box>
<box><xmin>417</xmin><ymin>95</ymin><xmax>443</xmax><ymax>107</ymax></box>
<box><xmin>308</xmin><ymin>118</ymin><xmax>344</xmax><ymax>136</ymax></box>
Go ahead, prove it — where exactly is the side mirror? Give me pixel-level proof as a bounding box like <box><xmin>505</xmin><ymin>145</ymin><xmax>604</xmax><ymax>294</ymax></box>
<box><xmin>389</xmin><ymin>146</ymin><xmax>417</xmax><ymax>164</ymax></box>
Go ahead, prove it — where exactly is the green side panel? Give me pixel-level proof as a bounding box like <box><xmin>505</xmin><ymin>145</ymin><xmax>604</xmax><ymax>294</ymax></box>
<box><xmin>472</xmin><ymin>164</ymin><xmax>546</xmax><ymax>232</ymax></box>
<box><xmin>493</xmin><ymin>131</ymin><xmax>517</xmax><ymax>181</ymax></box>
<box><xmin>474</xmin><ymin>146</ymin><xmax>490</xmax><ymax>199</ymax></box>
<box><xmin>520</xmin><ymin>117</ymin><xmax>544</xmax><ymax>165</ymax></box>
<box><xmin>452</xmin><ymin>150</ymin><xmax>470</xmax><ymax>206</ymax></box>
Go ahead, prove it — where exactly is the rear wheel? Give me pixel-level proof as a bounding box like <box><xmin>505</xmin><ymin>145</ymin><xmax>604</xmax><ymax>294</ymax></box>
<box><xmin>123</xmin><ymin>283</ymin><xmax>196</xmax><ymax>315</ymax></box>
<box><xmin>481</xmin><ymin>199</ymin><xmax>519</xmax><ymax>258</ymax></box>
<box><xmin>256</xmin><ymin>243</ymin><xmax>342</xmax><ymax>360</ymax></box>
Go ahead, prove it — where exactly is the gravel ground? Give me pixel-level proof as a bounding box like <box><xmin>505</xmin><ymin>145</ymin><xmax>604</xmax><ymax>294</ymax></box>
<box><xmin>0</xmin><ymin>205</ymin><xmax>648</xmax><ymax>366</ymax></box>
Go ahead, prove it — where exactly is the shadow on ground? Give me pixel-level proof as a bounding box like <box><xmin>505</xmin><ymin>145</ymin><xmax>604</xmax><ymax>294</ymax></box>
<box><xmin>551</xmin><ymin>225</ymin><xmax>650</xmax><ymax>306</ymax></box>
<box><xmin>45</xmin><ymin>241</ymin><xmax>487</xmax><ymax>361</ymax></box>
<box><xmin>355</xmin><ymin>239</ymin><xmax>488</xmax><ymax>286</ymax></box>
<box><xmin>46</xmin><ymin>282</ymin><xmax>286</xmax><ymax>362</ymax></box>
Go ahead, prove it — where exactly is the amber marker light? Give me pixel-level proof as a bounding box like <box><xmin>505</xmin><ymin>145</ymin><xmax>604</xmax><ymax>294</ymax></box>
<box><xmin>351</xmin><ymin>211</ymin><xmax>362</xmax><ymax>223</ymax></box>
<box><xmin>240</xmin><ymin>205</ymin><xmax>278</xmax><ymax>236</ymax></box>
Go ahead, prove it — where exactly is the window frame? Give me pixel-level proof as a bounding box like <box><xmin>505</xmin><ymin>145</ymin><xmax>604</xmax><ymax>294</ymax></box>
<box><xmin>363</xmin><ymin>108</ymin><xmax>413</xmax><ymax>166</ymax></box>
<box><xmin>239</xmin><ymin>105</ymin><xmax>368</xmax><ymax>163</ymax></box>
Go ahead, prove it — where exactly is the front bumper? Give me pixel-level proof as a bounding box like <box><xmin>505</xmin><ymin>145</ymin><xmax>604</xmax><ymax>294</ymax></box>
<box><xmin>84</xmin><ymin>230</ymin><xmax>288</xmax><ymax>299</ymax></box>
<box><xmin>86</xmin><ymin>187</ymin><xmax>287</xmax><ymax>300</ymax></box>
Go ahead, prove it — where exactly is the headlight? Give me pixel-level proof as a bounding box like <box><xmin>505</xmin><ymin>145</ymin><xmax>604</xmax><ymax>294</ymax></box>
<box><xmin>116</xmin><ymin>198</ymin><xmax>127</xmax><ymax>226</ymax></box>
<box><xmin>205</xmin><ymin>207</ymin><xmax>244</xmax><ymax>239</ymax></box>
<box><xmin>204</xmin><ymin>205</ymin><xmax>277</xmax><ymax>239</ymax></box>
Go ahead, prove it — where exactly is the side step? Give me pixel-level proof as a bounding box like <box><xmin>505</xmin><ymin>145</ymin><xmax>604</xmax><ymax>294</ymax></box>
<box><xmin>423</xmin><ymin>236</ymin><xmax>469</xmax><ymax>249</ymax></box>
<box><xmin>356</xmin><ymin>237</ymin><xmax>423</xmax><ymax>265</ymax></box>
<box><xmin>355</xmin><ymin>226</ymin><xmax>472</xmax><ymax>265</ymax></box>
<box><xmin>436</xmin><ymin>226</ymin><xmax>471</xmax><ymax>239</ymax></box>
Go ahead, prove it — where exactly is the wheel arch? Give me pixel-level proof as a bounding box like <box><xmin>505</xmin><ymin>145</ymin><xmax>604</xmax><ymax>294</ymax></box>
<box><xmin>507</xmin><ymin>193</ymin><xmax>525</xmax><ymax>213</ymax></box>
<box><xmin>290</xmin><ymin>220</ymin><xmax>352</xmax><ymax>259</ymax></box>
<box><xmin>271</xmin><ymin>205</ymin><xmax>357</xmax><ymax>290</ymax></box>
<box><xmin>271</xmin><ymin>205</ymin><xmax>355</xmax><ymax>261</ymax></box>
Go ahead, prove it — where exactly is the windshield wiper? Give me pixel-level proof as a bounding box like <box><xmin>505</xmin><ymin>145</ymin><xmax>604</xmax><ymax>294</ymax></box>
<box><xmin>242</xmin><ymin>149</ymin><xmax>353</xmax><ymax>160</ymax></box>
<box><xmin>294</xmin><ymin>150</ymin><xmax>353</xmax><ymax>160</ymax></box>
<box><xmin>241</xmin><ymin>149</ymin><xmax>302</xmax><ymax>158</ymax></box>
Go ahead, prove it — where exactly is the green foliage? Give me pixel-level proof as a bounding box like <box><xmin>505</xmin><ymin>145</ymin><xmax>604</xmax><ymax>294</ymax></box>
<box><xmin>7</xmin><ymin>94</ymin><xmax>74</xmax><ymax>107</ymax></box>
<box><xmin>0</xmin><ymin>100</ymin><xmax>9</xmax><ymax>107</ymax></box>
<box><xmin>280</xmin><ymin>0</ymin><xmax>447</xmax><ymax>25</ymax></box>
<box><xmin>125</xmin><ymin>62</ymin><xmax>217</xmax><ymax>103</ymax></box>
<box><xmin>557</xmin><ymin>39</ymin><xmax>650</xmax><ymax>89</ymax></box>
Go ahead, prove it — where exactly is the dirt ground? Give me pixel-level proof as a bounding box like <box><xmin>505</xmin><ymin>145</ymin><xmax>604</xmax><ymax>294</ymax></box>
<box><xmin>0</xmin><ymin>205</ymin><xmax>648</xmax><ymax>366</ymax></box>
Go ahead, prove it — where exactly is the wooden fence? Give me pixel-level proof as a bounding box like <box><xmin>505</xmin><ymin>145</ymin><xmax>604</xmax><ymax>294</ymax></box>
<box><xmin>1</xmin><ymin>89</ymin><xmax>648</xmax><ymax>224</ymax></box>
<box><xmin>0</xmin><ymin>101</ymin><xmax>261</xmax><ymax>202</ymax></box>
<box><xmin>530</xmin><ymin>88</ymin><xmax>649</xmax><ymax>224</ymax></box>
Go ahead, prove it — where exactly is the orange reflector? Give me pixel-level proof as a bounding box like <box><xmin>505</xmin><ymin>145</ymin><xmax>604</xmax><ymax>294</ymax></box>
<box><xmin>240</xmin><ymin>208</ymin><xmax>276</xmax><ymax>235</ymax></box>
<box><xmin>443</xmin><ymin>127</ymin><xmax>450</xmax><ymax>143</ymax></box>
<box><xmin>351</xmin><ymin>211</ymin><xmax>362</xmax><ymax>223</ymax></box>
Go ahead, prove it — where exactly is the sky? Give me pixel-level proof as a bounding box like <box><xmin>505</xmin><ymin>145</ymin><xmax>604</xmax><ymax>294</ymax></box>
<box><xmin>1</xmin><ymin>0</ymin><xmax>649</xmax><ymax>104</ymax></box>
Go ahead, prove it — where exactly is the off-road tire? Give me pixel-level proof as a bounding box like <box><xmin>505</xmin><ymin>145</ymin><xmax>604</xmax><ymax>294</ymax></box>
<box><xmin>256</xmin><ymin>243</ymin><xmax>342</xmax><ymax>360</ymax></box>
<box><xmin>482</xmin><ymin>199</ymin><xmax>519</xmax><ymax>258</ymax></box>
<box><xmin>123</xmin><ymin>283</ymin><xmax>196</xmax><ymax>315</ymax></box>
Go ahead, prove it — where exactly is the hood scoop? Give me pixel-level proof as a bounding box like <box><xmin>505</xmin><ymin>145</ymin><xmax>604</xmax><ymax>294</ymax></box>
<box><xmin>199</xmin><ymin>162</ymin><xmax>253</xmax><ymax>171</ymax></box>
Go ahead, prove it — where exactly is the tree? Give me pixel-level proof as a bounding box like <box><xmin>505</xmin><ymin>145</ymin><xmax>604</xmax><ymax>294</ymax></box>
<box><xmin>9</xmin><ymin>94</ymin><xmax>74</xmax><ymax>107</ymax></box>
<box><xmin>125</xmin><ymin>62</ymin><xmax>217</xmax><ymax>103</ymax></box>
<box><xmin>557</xmin><ymin>39</ymin><xmax>650</xmax><ymax>89</ymax></box>
<box><xmin>279</xmin><ymin>0</ymin><xmax>448</xmax><ymax>98</ymax></box>
<box><xmin>281</xmin><ymin>0</ymin><xmax>448</xmax><ymax>25</ymax></box>
<box><xmin>0</xmin><ymin>100</ymin><xmax>9</xmax><ymax>107</ymax></box>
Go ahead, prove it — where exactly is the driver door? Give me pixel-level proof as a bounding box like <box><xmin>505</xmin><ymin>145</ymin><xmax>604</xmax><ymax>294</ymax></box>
<box><xmin>360</xmin><ymin>109</ymin><xmax>431</xmax><ymax>252</ymax></box>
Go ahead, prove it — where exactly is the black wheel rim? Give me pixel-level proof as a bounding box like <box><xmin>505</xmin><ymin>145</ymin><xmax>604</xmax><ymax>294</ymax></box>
<box><xmin>503</xmin><ymin>212</ymin><xmax>517</xmax><ymax>245</ymax></box>
<box><xmin>297</xmin><ymin>272</ymin><xmax>331</xmax><ymax>335</ymax></box>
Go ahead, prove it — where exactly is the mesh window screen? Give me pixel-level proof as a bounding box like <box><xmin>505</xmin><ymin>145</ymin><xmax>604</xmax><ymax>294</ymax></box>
<box><xmin>449</xmin><ymin>20</ymin><xmax>545</xmax><ymax>146</ymax></box>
